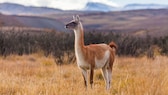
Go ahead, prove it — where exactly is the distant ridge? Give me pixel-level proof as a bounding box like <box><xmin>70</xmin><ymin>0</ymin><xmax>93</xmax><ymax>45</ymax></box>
<box><xmin>0</xmin><ymin>2</ymin><xmax>62</xmax><ymax>15</ymax></box>
<box><xmin>0</xmin><ymin>13</ymin><xmax>66</xmax><ymax>32</ymax></box>
<box><xmin>0</xmin><ymin>2</ymin><xmax>168</xmax><ymax>36</ymax></box>
<box><xmin>0</xmin><ymin>2</ymin><xmax>168</xmax><ymax>14</ymax></box>
<box><xmin>83</xmin><ymin>2</ymin><xmax>117</xmax><ymax>12</ymax></box>
<box><xmin>124</xmin><ymin>3</ymin><xmax>168</xmax><ymax>10</ymax></box>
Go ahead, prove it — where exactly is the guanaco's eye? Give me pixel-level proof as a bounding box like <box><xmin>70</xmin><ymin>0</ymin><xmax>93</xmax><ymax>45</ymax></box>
<box><xmin>72</xmin><ymin>22</ymin><xmax>77</xmax><ymax>25</ymax></box>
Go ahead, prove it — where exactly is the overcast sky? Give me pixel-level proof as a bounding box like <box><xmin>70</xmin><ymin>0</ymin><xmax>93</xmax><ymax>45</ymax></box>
<box><xmin>0</xmin><ymin>0</ymin><xmax>168</xmax><ymax>10</ymax></box>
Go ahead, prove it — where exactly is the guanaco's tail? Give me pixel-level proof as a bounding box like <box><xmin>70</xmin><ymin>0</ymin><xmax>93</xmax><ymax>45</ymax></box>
<box><xmin>109</xmin><ymin>41</ymin><xmax>117</xmax><ymax>50</ymax></box>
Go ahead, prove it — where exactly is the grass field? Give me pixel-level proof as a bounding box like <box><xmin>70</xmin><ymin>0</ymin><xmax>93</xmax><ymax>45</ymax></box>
<box><xmin>0</xmin><ymin>54</ymin><xmax>168</xmax><ymax>95</ymax></box>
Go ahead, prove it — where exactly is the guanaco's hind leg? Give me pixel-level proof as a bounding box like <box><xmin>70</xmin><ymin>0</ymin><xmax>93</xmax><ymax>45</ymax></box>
<box><xmin>102</xmin><ymin>67</ymin><xmax>109</xmax><ymax>89</ymax></box>
<box><xmin>107</xmin><ymin>68</ymin><xmax>112</xmax><ymax>90</ymax></box>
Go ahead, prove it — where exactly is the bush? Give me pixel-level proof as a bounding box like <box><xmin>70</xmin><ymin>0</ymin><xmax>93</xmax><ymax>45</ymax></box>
<box><xmin>0</xmin><ymin>29</ymin><xmax>168</xmax><ymax>63</ymax></box>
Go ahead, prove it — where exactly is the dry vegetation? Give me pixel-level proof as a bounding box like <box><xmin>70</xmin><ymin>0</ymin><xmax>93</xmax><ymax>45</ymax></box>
<box><xmin>0</xmin><ymin>54</ymin><xmax>168</xmax><ymax>95</ymax></box>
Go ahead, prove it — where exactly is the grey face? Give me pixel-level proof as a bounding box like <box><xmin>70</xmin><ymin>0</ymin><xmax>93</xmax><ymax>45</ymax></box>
<box><xmin>65</xmin><ymin>15</ymin><xmax>80</xmax><ymax>30</ymax></box>
<box><xmin>65</xmin><ymin>20</ymin><xmax>78</xmax><ymax>30</ymax></box>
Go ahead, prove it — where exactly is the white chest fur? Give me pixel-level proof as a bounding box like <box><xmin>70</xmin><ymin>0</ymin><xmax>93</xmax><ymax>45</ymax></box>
<box><xmin>75</xmin><ymin>49</ymin><xmax>90</xmax><ymax>69</ymax></box>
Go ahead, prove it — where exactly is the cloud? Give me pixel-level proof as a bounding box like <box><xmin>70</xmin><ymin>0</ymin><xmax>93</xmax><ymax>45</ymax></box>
<box><xmin>89</xmin><ymin>0</ymin><xmax>119</xmax><ymax>7</ymax></box>
<box><xmin>0</xmin><ymin>0</ymin><xmax>88</xmax><ymax>10</ymax></box>
<box><xmin>0</xmin><ymin>0</ymin><xmax>120</xmax><ymax>10</ymax></box>
<box><xmin>0</xmin><ymin>0</ymin><xmax>168</xmax><ymax>10</ymax></box>
<box><xmin>50</xmin><ymin>0</ymin><xmax>88</xmax><ymax>10</ymax></box>
<box><xmin>0</xmin><ymin>0</ymin><xmax>39</xmax><ymax>6</ymax></box>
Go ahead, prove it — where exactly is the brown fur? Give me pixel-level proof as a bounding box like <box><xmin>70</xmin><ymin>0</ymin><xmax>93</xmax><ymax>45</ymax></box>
<box><xmin>109</xmin><ymin>41</ymin><xmax>118</xmax><ymax>50</ymax></box>
<box><xmin>81</xmin><ymin>44</ymin><xmax>114</xmax><ymax>68</ymax></box>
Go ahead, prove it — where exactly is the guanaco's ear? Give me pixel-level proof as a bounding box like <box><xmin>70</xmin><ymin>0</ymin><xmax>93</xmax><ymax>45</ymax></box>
<box><xmin>76</xmin><ymin>15</ymin><xmax>80</xmax><ymax>22</ymax></box>
<box><xmin>73</xmin><ymin>15</ymin><xmax>76</xmax><ymax>20</ymax></box>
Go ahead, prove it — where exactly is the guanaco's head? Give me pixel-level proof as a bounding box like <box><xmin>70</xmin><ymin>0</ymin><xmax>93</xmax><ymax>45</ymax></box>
<box><xmin>65</xmin><ymin>15</ymin><xmax>80</xmax><ymax>30</ymax></box>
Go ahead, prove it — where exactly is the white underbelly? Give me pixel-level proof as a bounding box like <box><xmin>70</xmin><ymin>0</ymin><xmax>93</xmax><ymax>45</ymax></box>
<box><xmin>95</xmin><ymin>50</ymin><xmax>110</xmax><ymax>69</ymax></box>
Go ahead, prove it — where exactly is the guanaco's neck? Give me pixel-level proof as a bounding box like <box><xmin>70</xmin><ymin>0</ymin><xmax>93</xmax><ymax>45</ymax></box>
<box><xmin>74</xmin><ymin>22</ymin><xmax>85</xmax><ymax>58</ymax></box>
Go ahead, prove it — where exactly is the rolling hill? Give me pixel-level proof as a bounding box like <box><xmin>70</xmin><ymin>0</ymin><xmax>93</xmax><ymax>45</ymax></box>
<box><xmin>124</xmin><ymin>4</ymin><xmax>168</xmax><ymax>10</ymax></box>
<box><xmin>0</xmin><ymin>2</ymin><xmax>168</xmax><ymax>37</ymax></box>
<box><xmin>45</xmin><ymin>9</ymin><xmax>168</xmax><ymax>37</ymax></box>
<box><xmin>0</xmin><ymin>9</ymin><xmax>168</xmax><ymax>37</ymax></box>
<box><xmin>0</xmin><ymin>2</ymin><xmax>62</xmax><ymax>15</ymax></box>
<box><xmin>0</xmin><ymin>13</ymin><xmax>65</xmax><ymax>32</ymax></box>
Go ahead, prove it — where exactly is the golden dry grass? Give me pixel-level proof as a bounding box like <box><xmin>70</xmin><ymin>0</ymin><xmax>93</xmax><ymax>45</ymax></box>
<box><xmin>0</xmin><ymin>54</ymin><xmax>168</xmax><ymax>95</ymax></box>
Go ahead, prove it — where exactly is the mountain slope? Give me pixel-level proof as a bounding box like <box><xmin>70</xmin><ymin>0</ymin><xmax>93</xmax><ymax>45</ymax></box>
<box><xmin>0</xmin><ymin>13</ymin><xmax>65</xmax><ymax>31</ymax></box>
<box><xmin>124</xmin><ymin>4</ymin><xmax>168</xmax><ymax>10</ymax></box>
<box><xmin>0</xmin><ymin>2</ymin><xmax>62</xmax><ymax>15</ymax></box>
<box><xmin>83</xmin><ymin>2</ymin><xmax>117</xmax><ymax>12</ymax></box>
<box><xmin>48</xmin><ymin>9</ymin><xmax>168</xmax><ymax>37</ymax></box>
<box><xmin>0</xmin><ymin>2</ymin><xmax>168</xmax><ymax>14</ymax></box>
